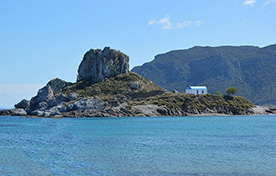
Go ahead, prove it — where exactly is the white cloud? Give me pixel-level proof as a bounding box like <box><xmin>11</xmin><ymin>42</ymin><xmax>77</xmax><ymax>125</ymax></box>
<box><xmin>148</xmin><ymin>19</ymin><xmax>156</xmax><ymax>25</ymax></box>
<box><xmin>159</xmin><ymin>16</ymin><xmax>173</xmax><ymax>29</ymax></box>
<box><xmin>176</xmin><ymin>20</ymin><xmax>203</xmax><ymax>28</ymax></box>
<box><xmin>264</xmin><ymin>0</ymin><xmax>275</xmax><ymax>5</ymax></box>
<box><xmin>148</xmin><ymin>16</ymin><xmax>203</xmax><ymax>30</ymax></box>
<box><xmin>243</xmin><ymin>0</ymin><xmax>256</xmax><ymax>6</ymax></box>
<box><xmin>148</xmin><ymin>16</ymin><xmax>173</xmax><ymax>29</ymax></box>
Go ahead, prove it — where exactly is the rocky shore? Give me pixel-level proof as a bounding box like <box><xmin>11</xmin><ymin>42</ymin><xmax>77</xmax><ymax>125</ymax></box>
<box><xmin>0</xmin><ymin>47</ymin><xmax>269</xmax><ymax>118</ymax></box>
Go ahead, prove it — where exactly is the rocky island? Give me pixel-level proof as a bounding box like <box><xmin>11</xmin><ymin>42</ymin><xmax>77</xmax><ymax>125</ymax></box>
<box><xmin>0</xmin><ymin>47</ymin><xmax>272</xmax><ymax>118</ymax></box>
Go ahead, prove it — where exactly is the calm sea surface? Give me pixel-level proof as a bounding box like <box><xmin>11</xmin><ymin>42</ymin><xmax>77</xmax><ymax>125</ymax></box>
<box><xmin>0</xmin><ymin>115</ymin><xmax>276</xmax><ymax>176</ymax></box>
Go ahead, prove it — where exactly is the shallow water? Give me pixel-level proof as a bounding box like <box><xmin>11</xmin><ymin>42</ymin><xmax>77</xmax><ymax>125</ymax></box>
<box><xmin>0</xmin><ymin>115</ymin><xmax>276</xmax><ymax>175</ymax></box>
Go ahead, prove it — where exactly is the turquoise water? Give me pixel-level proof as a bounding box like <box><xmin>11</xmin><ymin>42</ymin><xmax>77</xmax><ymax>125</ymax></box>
<box><xmin>0</xmin><ymin>115</ymin><xmax>276</xmax><ymax>176</ymax></box>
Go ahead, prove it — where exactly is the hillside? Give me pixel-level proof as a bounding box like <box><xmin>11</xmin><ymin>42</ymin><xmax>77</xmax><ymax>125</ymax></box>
<box><xmin>132</xmin><ymin>44</ymin><xmax>276</xmax><ymax>105</ymax></box>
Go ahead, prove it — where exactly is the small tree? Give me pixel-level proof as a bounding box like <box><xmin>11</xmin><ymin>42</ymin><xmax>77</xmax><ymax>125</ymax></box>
<box><xmin>226</xmin><ymin>87</ymin><xmax>237</xmax><ymax>96</ymax></box>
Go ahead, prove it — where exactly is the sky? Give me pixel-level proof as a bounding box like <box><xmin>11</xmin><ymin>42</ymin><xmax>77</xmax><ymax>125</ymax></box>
<box><xmin>0</xmin><ymin>0</ymin><xmax>275</xmax><ymax>108</ymax></box>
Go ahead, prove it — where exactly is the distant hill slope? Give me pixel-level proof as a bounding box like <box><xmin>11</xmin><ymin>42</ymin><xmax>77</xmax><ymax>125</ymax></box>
<box><xmin>132</xmin><ymin>44</ymin><xmax>276</xmax><ymax>105</ymax></box>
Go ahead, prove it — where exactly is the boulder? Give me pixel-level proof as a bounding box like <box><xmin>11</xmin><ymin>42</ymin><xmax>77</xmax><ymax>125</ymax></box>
<box><xmin>47</xmin><ymin>78</ymin><xmax>70</xmax><ymax>95</ymax></box>
<box><xmin>0</xmin><ymin>110</ymin><xmax>10</xmax><ymax>116</ymax></box>
<box><xmin>0</xmin><ymin>108</ymin><xmax>28</xmax><ymax>116</ymax></box>
<box><xmin>11</xmin><ymin>108</ymin><xmax>28</xmax><ymax>116</ymax></box>
<box><xmin>46</xmin><ymin>107</ymin><xmax>62</xmax><ymax>116</ymax></box>
<box><xmin>14</xmin><ymin>99</ymin><xmax>30</xmax><ymax>110</ymax></box>
<box><xmin>67</xmin><ymin>98</ymin><xmax>104</xmax><ymax>111</ymax></box>
<box><xmin>30</xmin><ymin>85</ymin><xmax>54</xmax><ymax>108</ymax></box>
<box><xmin>129</xmin><ymin>81</ymin><xmax>141</xmax><ymax>90</ymax></box>
<box><xmin>251</xmin><ymin>106</ymin><xmax>269</xmax><ymax>114</ymax></box>
<box><xmin>48</xmin><ymin>94</ymin><xmax>69</xmax><ymax>107</ymax></box>
<box><xmin>0</xmin><ymin>108</ymin><xmax>27</xmax><ymax>116</ymax></box>
<box><xmin>77</xmin><ymin>47</ymin><xmax>129</xmax><ymax>82</ymax></box>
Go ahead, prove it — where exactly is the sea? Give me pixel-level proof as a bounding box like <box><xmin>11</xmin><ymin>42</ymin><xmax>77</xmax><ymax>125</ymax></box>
<box><xmin>0</xmin><ymin>115</ymin><xmax>276</xmax><ymax>176</ymax></box>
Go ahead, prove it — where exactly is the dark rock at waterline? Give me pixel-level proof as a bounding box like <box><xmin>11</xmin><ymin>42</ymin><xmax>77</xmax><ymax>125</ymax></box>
<box><xmin>0</xmin><ymin>108</ymin><xmax>27</xmax><ymax>116</ymax></box>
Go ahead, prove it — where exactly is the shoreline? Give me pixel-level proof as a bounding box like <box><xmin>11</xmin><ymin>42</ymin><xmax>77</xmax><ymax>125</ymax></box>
<box><xmin>2</xmin><ymin>110</ymin><xmax>275</xmax><ymax>119</ymax></box>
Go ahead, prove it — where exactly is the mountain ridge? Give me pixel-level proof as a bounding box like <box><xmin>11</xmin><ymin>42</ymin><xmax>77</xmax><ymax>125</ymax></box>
<box><xmin>132</xmin><ymin>44</ymin><xmax>276</xmax><ymax>105</ymax></box>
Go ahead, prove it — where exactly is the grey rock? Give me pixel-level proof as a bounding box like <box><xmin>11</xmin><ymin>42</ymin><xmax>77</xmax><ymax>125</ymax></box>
<box><xmin>68</xmin><ymin>93</ymin><xmax>78</xmax><ymax>101</ymax></box>
<box><xmin>5</xmin><ymin>108</ymin><xmax>27</xmax><ymax>116</ymax></box>
<box><xmin>30</xmin><ymin>106</ymin><xmax>63</xmax><ymax>117</ymax></box>
<box><xmin>0</xmin><ymin>110</ymin><xmax>10</xmax><ymax>116</ymax></box>
<box><xmin>77</xmin><ymin>47</ymin><xmax>129</xmax><ymax>82</ymax></box>
<box><xmin>14</xmin><ymin>99</ymin><xmax>30</xmax><ymax>110</ymax></box>
<box><xmin>48</xmin><ymin>94</ymin><xmax>69</xmax><ymax>107</ymax></box>
<box><xmin>30</xmin><ymin>85</ymin><xmax>54</xmax><ymax>108</ymax></box>
<box><xmin>30</xmin><ymin>110</ymin><xmax>45</xmax><ymax>116</ymax></box>
<box><xmin>37</xmin><ymin>102</ymin><xmax>48</xmax><ymax>110</ymax></box>
<box><xmin>29</xmin><ymin>78</ymin><xmax>70</xmax><ymax>110</ymax></box>
<box><xmin>130</xmin><ymin>81</ymin><xmax>141</xmax><ymax>90</ymax></box>
<box><xmin>47</xmin><ymin>78</ymin><xmax>70</xmax><ymax>95</ymax></box>
<box><xmin>132</xmin><ymin>105</ymin><xmax>166</xmax><ymax>117</ymax></box>
<box><xmin>251</xmin><ymin>106</ymin><xmax>269</xmax><ymax>114</ymax></box>
<box><xmin>67</xmin><ymin>98</ymin><xmax>104</xmax><ymax>111</ymax></box>
<box><xmin>14</xmin><ymin>109</ymin><xmax>27</xmax><ymax>116</ymax></box>
<box><xmin>43</xmin><ymin>111</ymin><xmax>52</xmax><ymax>117</ymax></box>
<box><xmin>56</xmin><ymin>102</ymin><xmax>67</xmax><ymax>112</ymax></box>
<box><xmin>31</xmin><ymin>108</ymin><xmax>61</xmax><ymax>117</ymax></box>
<box><xmin>46</xmin><ymin>107</ymin><xmax>62</xmax><ymax>116</ymax></box>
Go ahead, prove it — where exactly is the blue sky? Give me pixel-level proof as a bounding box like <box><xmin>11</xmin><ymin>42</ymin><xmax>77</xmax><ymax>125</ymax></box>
<box><xmin>0</xmin><ymin>0</ymin><xmax>275</xmax><ymax>108</ymax></box>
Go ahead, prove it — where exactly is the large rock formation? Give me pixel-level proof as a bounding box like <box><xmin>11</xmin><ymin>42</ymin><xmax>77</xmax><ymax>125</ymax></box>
<box><xmin>77</xmin><ymin>47</ymin><xmax>129</xmax><ymax>82</ymax></box>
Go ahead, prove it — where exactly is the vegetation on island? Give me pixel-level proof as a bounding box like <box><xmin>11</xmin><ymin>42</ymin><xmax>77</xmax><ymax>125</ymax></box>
<box><xmin>62</xmin><ymin>72</ymin><xmax>254</xmax><ymax>115</ymax></box>
<box><xmin>226</xmin><ymin>87</ymin><xmax>238</xmax><ymax>96</ymax></box>
<box><xmin>129</xmin><ymin>92</ymin><xmax>254</xmax><ymax>114</ymax></box>
<box><xmin>63</xmin><ymin>72</ymin><xmax>164</xmax><ymax>104</ymax></box>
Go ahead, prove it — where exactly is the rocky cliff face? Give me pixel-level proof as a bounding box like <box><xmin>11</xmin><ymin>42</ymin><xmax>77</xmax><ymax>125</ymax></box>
<box><xmin>77</xmin><ymin>47</ymin><xmax>129</xmax><ymax>82</ymax></box>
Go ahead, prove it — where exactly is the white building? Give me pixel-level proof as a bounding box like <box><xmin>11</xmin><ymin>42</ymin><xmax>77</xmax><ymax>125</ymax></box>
<box><xmin>186</xmin><ymin>86</ymin><xmax>208</xmax><ymax>95</ymax></box>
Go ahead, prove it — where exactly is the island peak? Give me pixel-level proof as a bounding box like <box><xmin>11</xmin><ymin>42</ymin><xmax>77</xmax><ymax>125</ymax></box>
<box><xmin>77</xmin><ymin>47</ymin><xmax>129</xmax><ymax>83</ymax></box>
